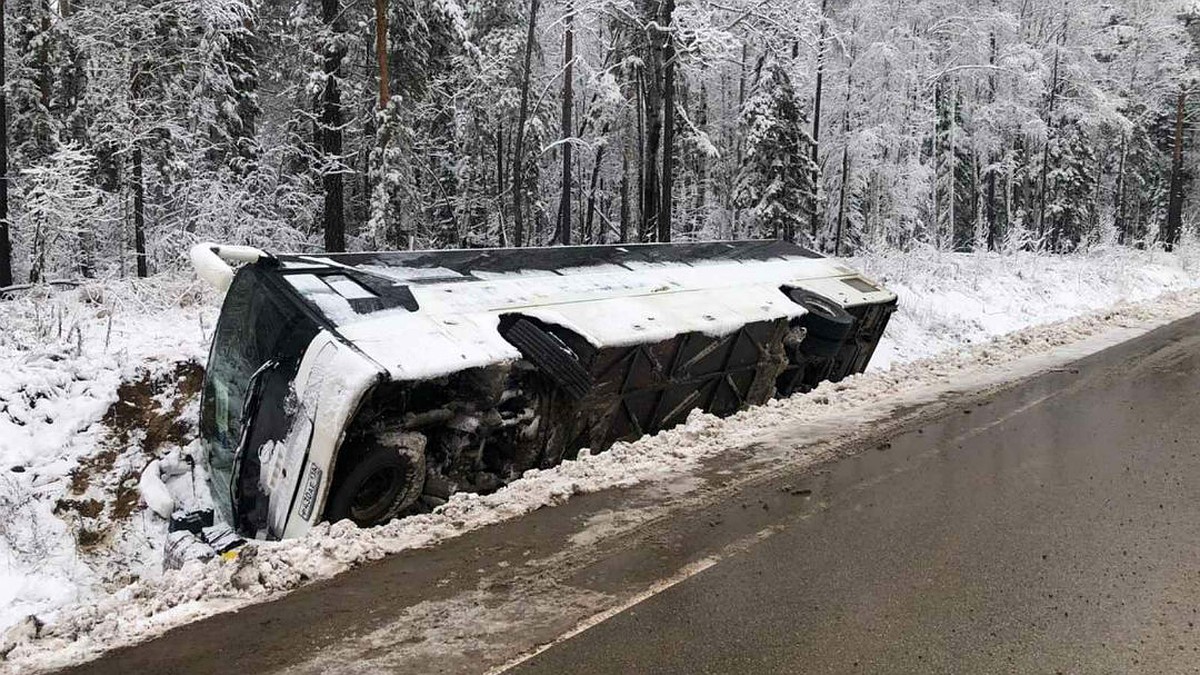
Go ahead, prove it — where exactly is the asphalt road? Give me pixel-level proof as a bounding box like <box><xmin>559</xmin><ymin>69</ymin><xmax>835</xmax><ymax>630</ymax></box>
<box><xmin>58</xmin><ymin>313</ymin><xmax>1200</xmax><ymax>675</ymax></box>
<box><xmin>511</xmin><ymin>319</ymin><xmax>1200</xmax><ymax>674</ymax></box>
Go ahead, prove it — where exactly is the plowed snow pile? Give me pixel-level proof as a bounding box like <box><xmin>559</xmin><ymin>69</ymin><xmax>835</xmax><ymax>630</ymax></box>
<box><xmin>3</xmin><ymin>246</ymin><xmax>1200</xmax><ymax>670</ymax></box>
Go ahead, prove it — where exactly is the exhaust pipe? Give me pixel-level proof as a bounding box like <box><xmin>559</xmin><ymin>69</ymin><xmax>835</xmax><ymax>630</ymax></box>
<box><xmin>189</xmin><ymin>243</ymin><xmax>269</xmax><ymax>292</ymax></box>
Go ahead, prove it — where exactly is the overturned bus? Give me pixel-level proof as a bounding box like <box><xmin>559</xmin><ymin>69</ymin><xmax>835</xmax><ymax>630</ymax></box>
<box><xmin>190</xmin><ymin>241</ymin><xmax>896</xmax><ymax>540</ymax></box>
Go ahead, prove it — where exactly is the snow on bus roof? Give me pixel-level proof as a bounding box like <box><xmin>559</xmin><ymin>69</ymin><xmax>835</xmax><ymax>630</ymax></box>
<box><xmin>265</xmin><ymin>241</ymin><xmax>897</xmax><ymax>382</ymax></box>
<box><xmin>322</xmin><ymin>255</ymin><xmax>892</xmax><ymax>382</ymax></box>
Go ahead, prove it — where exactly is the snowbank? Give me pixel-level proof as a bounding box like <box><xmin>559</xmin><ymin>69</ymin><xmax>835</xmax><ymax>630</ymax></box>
<box><xmin>3</xmin><ymin>246</ymin><xmax>1200</xmax><ymax>671</ymax></box>
<box><xmin>853</xmin><ymin>245</ymin><xmax>1200</xmax><ymax>368</ymax></box>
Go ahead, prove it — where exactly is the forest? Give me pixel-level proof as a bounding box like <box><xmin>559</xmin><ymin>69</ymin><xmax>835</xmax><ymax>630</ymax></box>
<box><xmin>0</xmin><ymin>0</ymin><xmax>1198</xmax><ymax>286</ymax></box>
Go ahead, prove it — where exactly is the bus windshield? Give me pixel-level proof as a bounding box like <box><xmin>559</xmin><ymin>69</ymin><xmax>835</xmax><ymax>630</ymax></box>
<box><xmin>200</xmin><ymin>268</ymin><xmax>314</xmax><ymax>526</ymax></box>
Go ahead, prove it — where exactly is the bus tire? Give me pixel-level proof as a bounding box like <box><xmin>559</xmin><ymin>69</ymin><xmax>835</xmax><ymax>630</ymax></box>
<box><xmin>327</xmin><ymin>434</ymin><xmax>426</xmax><ymax>528</ymax></box>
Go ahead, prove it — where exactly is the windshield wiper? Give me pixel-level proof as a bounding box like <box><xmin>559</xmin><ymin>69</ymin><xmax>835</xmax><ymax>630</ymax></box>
<box><xmin>228</xmin><ymin>359</ymin><xmax>280</xmax><ymax>520</ymax></box>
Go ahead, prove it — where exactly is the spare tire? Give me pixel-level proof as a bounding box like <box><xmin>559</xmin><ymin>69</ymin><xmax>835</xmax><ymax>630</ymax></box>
<box><xmin>327</xmin><ymin>433</ymin><xmax>426</xmax><ymax>528</ymax></box>
<box><xmin>800</xmin><ymin>335</ymin><xmax>845</xmax><ymax>359</ymax></box>
<box><xmin>501</xmin><ymin>317</ymin><xmax>593</xmax><ymax>400</ymax></box>
<box><xmin>786</xmin><ymin>289</ymin><xmax>856</xmax><ymax>342</ymax></box>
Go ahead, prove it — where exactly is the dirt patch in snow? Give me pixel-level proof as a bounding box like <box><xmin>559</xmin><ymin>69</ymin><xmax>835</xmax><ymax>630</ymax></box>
<box><xmin>100</xmin><ymin>361</ymin><xmax>204</xmax><ymax>460</ymax></box>
<box><xmin>57</xmin><ymin>361</ymin><xmax>205</xmax><ymax>548</ymax></box>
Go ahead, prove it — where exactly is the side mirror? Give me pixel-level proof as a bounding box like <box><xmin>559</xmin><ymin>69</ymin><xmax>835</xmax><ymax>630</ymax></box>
<box><xmin>190</xmin><ymin>243</ymin><xmax>271</xmax><ymax>292</ymax></box>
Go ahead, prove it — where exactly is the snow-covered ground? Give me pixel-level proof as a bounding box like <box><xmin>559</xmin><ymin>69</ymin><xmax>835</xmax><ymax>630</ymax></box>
<box><xmin>855</xmin><ymin>246</ymin><xmax>1200</xmax><ymax>368</ymax></box>
<box><xmin>0</xmin><ymin>279</ymin><xmax>217</xmax><ymax>646</ymax></box>
<box><xmin>3</xmin><ymin>245</ymin><xmax>1200</xmax><ymax>670</ymax></box>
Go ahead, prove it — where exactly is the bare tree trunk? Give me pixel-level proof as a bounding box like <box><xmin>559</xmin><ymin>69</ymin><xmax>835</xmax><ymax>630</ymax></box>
<box><xmin>810</xmin><ymin>0</ymin><xmax>828</xmax><ymax>241</ymax></box>
<box><xmin>1006</xmin><ymin>145</ymin><xmax>1014</xmax><ymax>247</ymax></box>
<box><xmin>128</xmin><ymin>54</ymin><xmax>148</xmax><ymax>279</ymax></box>
<box><xmin>0</xmin><ymin>0</ymin><xmax>11</xmax><ymax>289</ymax></box>
<box><xmin>576</xmin><ymin>154</ymin><xmax>585</xmax><ymax>240</ymax></box>
<box><xmin>657</xmin><ymin>0</ymin><xmax>675</xmax><ymax>243</ymax></box>
<box><xmin>29</xmin><ymin>224</ymin><xmax>44</xmax><ymax>284</ymax></box>
<box><xmin>37</xmin><ymin>0</ymin><xmax>48</xmax><ymax>120</ymax></box>
<box><xmin>597</xmin><ymin>176</ymin><xmax>608</xmax><ymax>243</ymax></box>
<box><xmin>693</xmin><ymin>83</ymin><xmax>708</xmax><ymax>239</ymax></box>
<box><xmin>496</xmin><ymin>127</ymin><xmax>507</xmax><ymax>246</ymax></box>
<box><xmin>322</xmin><ymin>0</ymin><xmax>346</xmax><ymax>252</ymax></box>
<box><xmin>1037</xmin><ymin>34</ymin><xmax>1063</xmax><ymax>247</ymax></box>
<box><xmin>584</xmin><ymin>131</ymin><xmax>608</xmax><ymax>243</ymax></box>
<box><xmin>986</xmin><ymin>156</ymin><xmax>997</xmax><ymax>249</ymax></box>
<box><xmin>620</xmin><ymin>131</ymin><xmax>630</xmax><ymax>243</ymax></box>
<box><xmin>948</xmin><ymin>89</ymin><xmax>959</xmax><ymax>250</ymax></box>
<box><xmin>371</xmin><ymin>0</ymin><xmax>394</xmax><ymax>247</ymax></box>
<box><xmin>511</xmin><ymin>0</ymin><xmax>540</xmax><ymax>247</ymax></box>
<box><xmin>835</xmin><ymin>146</ymin><xmax>849</xmax><ymax>256</ymax></box>
<box><xmin>557</xmin><ymin>0</ymin><xmax>574</xmax><ymax>245</ymax></box>
<box><xmin>635</xmin><ymin>67</ymin><xmax>646</xmax><ymax>241</ymax></box>
<box><xmin>732</xmin><ymin>42</ymin><xmax>747</xmax><ymax>238</ymax></box>
<box><xmin>496</xmin><ymin>128</ymin><xmax>504</xmax><ymax>199</ymax></box>
<box><xmin>642</xmin><ymin>60</ymin><xmax>661</xmax><ymax>240</ymax></box>
<box><xmin>1115</xmin><ymin>132</ymin><xmax>1127</xmax><ymax>245</ymax></box>
<box><xmin>375</xmin><ymin>0</ymin><xmax>389</xmax><ymax>109</ymax></box>
<box><xmin>133</xmin><ymin>144</ymin><xmax>147</xmax><ymax>277</ymax></box>
<box><xmin>834</xmin><ymin>23</ymin><xmax>856</xmax><ymax>257</ymax></box>
<box><xmin>641</xmin><ymin>0</ymin><xmax>670</xmax><ymax>243</ymax></box>
<box><xmin>932</xmin><ymin>81</ymin><xmax>941</xmax><ymax>248</ymax></box>
<box><xmin>1165</xmin><ymin>87</ymin><xmax>1187</xmax><ymax>250</ymax></box>
<box><xmin>986</xmin><ymin>14</ymin><xmax>998</xmax><ymax>251</ymax></box>
<box><xmin>967</xmin><ymin>137</ymin><xmax>978</xmax><ymax>249</ymax></box>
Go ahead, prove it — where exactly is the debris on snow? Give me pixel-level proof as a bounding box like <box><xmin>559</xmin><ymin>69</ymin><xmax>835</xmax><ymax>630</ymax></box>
<box><xmin>137</xmin><ymin>461</ymin><xmax>174</xmax><ymax>520</ymax></box>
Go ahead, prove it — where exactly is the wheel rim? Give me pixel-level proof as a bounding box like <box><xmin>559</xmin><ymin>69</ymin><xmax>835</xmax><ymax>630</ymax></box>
<box><xmin>808</xmin><ymin>297</ymin><xmax>838</xmax><ymax>319</ymax></box>
<box><xmin>350</xmin><ymin>466</ymin><xmax>403</xmax><ymax>523</ymax></box>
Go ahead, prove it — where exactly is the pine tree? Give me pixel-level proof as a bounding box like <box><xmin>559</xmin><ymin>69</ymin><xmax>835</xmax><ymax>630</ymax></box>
<box><xmin>734</xmin><ymin>59</ymin><xmax>817</xmax><ymax>245</ymax></box>
<box><xmin>10</xmin><ymin>0</ymin><xmax>58</xmax><ymax>167</ymax></box>
<box><xmin>1043</xmin><ymin>121</ymin><xmax>1098</xmax><ymax>251</ymax></box>
<box><xmin>191</xmin><ymin>0</ymin><xmax>262</xmax><ymax>175</ymax></box>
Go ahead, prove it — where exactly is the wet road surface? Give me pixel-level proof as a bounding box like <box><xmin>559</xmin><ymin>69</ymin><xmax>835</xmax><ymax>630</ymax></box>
<box><xmin>511</xmin><ymin>319</ymin><xmax>1200</xmax><ymax>674</ymax></box>
<box><xmin>60</xmin><ymin>314</ymin><xmax>1200</xmax><ymax>674</ymax></box>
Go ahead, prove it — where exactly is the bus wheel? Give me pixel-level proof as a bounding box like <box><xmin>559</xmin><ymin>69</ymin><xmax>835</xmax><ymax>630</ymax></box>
<box><xmin>786</xmin><ymin>288</ymin><xmax>856</xmax><ymax>342</ymax></box>
<box><xmin>327</xmin><ymin>432</ymin><xmax>426</xmax><ymax>528</ymax></box>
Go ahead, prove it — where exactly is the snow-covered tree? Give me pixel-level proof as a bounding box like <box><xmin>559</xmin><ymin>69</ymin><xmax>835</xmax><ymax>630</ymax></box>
<box><xmin>0</xmin><ymin>0</ymin><xmax>1198</xmax><ymax>281</ymax></box>
<box><xmin>734</xmin><ymin>58</ymin><xmax>817</xmax><ymax>244</ymax></box>
<box><xmin>17</xmin><ymin>143</ymin><xmax>108</xmax><ymax>282</ymax></box>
